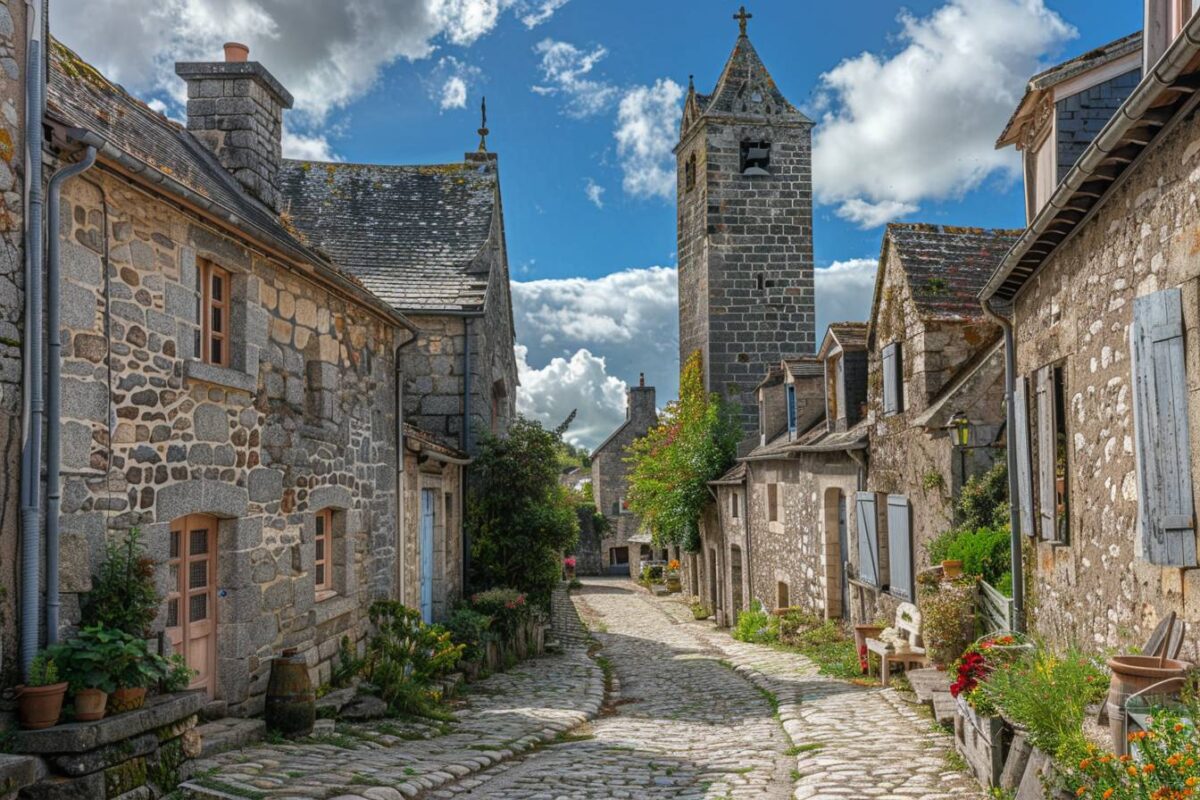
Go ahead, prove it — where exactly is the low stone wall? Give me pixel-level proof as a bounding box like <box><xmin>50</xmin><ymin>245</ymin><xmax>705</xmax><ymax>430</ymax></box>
<box><xmin>12</xmin><ymin>691</ymin><xmax>206</xmax><ymax>799</ymax></box>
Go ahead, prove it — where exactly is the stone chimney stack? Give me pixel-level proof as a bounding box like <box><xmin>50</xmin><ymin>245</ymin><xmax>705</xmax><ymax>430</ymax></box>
<box><xmin>175</xmin><ymin>43</ymin><xmax>294</xmax><ymax>211</ymax></box>
<box><xmin>628</xmin><ymin>379</ymin><xmax>656</xmax><ymax>428</ymax></box>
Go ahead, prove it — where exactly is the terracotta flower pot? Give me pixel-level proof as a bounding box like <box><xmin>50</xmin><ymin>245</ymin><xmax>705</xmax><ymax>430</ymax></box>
<box><xmin>1106</xmin><ymin>654</ymin><xmax>1191</xmax><ymax>755</ymax></box>
<box><xmin>74</xmin><ymin>688</ymin><xmax>108</xmax><ymax>721</ymax></box>
<box><xmin>941</xmin><ymin>560</ymin><xmax>964</xmax><ymax>580</ymax></box>
<box><xmin>223</xmin><ymin>42</ymin><xmax>250</xmax><ymax>62</ymax></box>
<box><xmin>17</xmin><ymin>682</ymin><xmax>68</xmax><ymax>729</ymax></box>
<box><xmin>108</xmin><ymin>686</ymin><xmax>147</xmax><ymax>714</ymax></box>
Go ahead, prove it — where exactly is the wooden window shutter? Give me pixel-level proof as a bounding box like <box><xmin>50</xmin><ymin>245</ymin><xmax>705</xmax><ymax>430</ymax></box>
<box><xmin>886</xmin><ymin>494</ymin><xmax>913</xmax><ymax>601</ymax></box>
<box><xmin>855</xmin><ymin>492</ymin><xmax>879</xmax><ymax>587</ymax></box>
<box><xmin>1130</xmin><ymin>287</ymin><xmax>1197</xmax><ymax>567</ymax></box>
<box><xmin>882</xmin><ymin>344</ymin><xmax>898</xmax><ymax>415</ymax></box>
<box><xmin>1035</xmin><ymin>365</ymin><xmax>1057</xmax><ymax>541</ymax></box>
<box><xmin>1013</xmin><ymin>376</ymin><xmax>1036</xmax><ymax>538</ymax></box>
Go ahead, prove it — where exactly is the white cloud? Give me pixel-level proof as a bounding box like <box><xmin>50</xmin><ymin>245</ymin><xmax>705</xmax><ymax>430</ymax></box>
<box><xmin>812</xmin><ymin>0</ymin><xmax>1076</xmax><ymax>223</ymax></box>
<box><xmin>429</xmin><ymin>56</ymin><xmax>480</xmax><ymax>110</ymax></box>
<box><xmin>516</xmin><ymin>345</ymin><xmax>629</xmax><ymax>450</ymax></box>
<box><xmin>513</xmin><ymin>266</ymin><xmax>678</xmax><ymax>449</ymax></box>
<box><xmin>584</xmin><ymin>178</ymin><xmax>605</xmax><ymax>209</ymax></box>
<box><xmin>835</xmin><ymin>198</ymin><xmax>919</xmax><ymax>229</ymax></box>
<box><xmin>282</xmin><ymin>127</ymin><xmax>341</xmax><ymax>161</ymax></box>
<box><xmin>518</xmin><ymin>0</ymin><xmax>569</xmax><ymax>28</ymax></box>
<box><xmin>614</xmin><ymin>78</ymin><xmax>684</xmax><ymax>200</ymax></box>
<box><xmin>441</xmin><ymin>76</ymin><xmax>468</xmax><ymax>109</ymax></box>
<box><xmin>814</xmin><ymin>258</ymin><xmax>878</xmax><ymax>336</ymax></box>
<box><xmin>532</xmin><ymin>39</ymin><xmax>618</xmax><ymax>118</ymax></box>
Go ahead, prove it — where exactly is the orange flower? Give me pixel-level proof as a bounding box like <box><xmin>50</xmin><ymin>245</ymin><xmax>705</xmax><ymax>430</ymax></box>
<box><xmin>1144</xmin><ymin>763</ymin><xmax>1157</xmax><ymax>774</ymax></box>
<box><xmin>1188</xmin><ymin>777</ymin><xmax>1199</xmax><ymax>787</ymax></box>
<box><xmin>1076</xmin><ymin>788</ymin><xmax>1087</xmax><ymax>798</ymax></box>
<box><xmin>1129</xmin><ymin>765</ymin><xmax>1140</xmax><ymax>777</ymax></box>
<box><xmin>1080</xmin><ymin>759</ymin><xmax>1092</xmax><ymax>769</ymax></box>
<box><xmin>1103</xmin><ymin>790</ymin><xmax>1114</xmax><ymax>800</ymax></box>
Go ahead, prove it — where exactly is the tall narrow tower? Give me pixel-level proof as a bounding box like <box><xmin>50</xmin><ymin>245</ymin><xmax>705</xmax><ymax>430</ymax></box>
<box><xmin>676</xmin><ymin>7</ymin><xmax>815</xmax><ymax>448</ymax></box>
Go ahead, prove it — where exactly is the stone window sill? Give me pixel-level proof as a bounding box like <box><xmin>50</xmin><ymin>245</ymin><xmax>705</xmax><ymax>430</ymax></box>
<box><xmin>184</xmin><ymin>359</ymin><xmax>257</xmax><ymax>394</ymax></box>
<box><xmin>315</xmin><ymin>589</ymin><xmax>338</xmax><ymax>604</ymax></box>
<box><xmin>313</xmin><ymin>593</ymin><xmax>356</xmax><ymax>626</ymax></box>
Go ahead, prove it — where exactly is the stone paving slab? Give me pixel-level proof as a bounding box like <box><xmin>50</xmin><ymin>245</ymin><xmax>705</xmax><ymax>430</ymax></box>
<box><xmin>180</xmin><ymin>585</ymin><xmax>601</xmax><ymax>800</ymax></box>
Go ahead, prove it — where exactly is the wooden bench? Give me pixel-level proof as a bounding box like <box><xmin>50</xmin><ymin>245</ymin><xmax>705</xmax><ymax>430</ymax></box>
<box><xmin>865</xmin><ymin>602</ymin><xmax>931</xmax><ymax>687</ymax></box>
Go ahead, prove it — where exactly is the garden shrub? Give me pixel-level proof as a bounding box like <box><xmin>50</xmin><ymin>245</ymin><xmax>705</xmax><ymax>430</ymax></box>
<box><xmin>81</xmin><ymin>528</ymin><xmax>159</xmax><ymax>637</ymax></box>
<box><xmin>732</xmin><ymin>601</ymin><xmax>778</xmax><ymax>644</ymax></box>
<box><xmin>362</xmin><ymin>601</ymin><xmax>463</xmax><ymax>718</ymax></box>
<box><xmin>776</xmin><ymin>608</ymin><xmax>821</xmax><ymax>646</ymax></box>
<box><xmin>470</xmin><ymin>588</ymin><xmax>529</xmax><ymax>639</ymax></box>
<box><xmin>640</xmin><ymin>564</ymin><xmax>664</xmax><ymax>583</ymax></box>
<box><xmin>919</xmin><ymin>579</ymin><xmax>977</xmax><ymax>666</ymax></box>
<box><xmin>927</xmin><ymin>525</ymin><xmax>1011</xmax><ymax>588</ymax></box>
<box><xmin>791</xmin><ymin>621</ymin><xmax>862</xmax><ymax>681</ymax></box>
<box><xmin>690</xmin><ymin>601</ymin><xmax>711</xmax><ymax>620</ymax></box>
<box><xmin>445</xmin><ymin>607</ymin><xmax>493</xmax><ymax>664</ymax></box>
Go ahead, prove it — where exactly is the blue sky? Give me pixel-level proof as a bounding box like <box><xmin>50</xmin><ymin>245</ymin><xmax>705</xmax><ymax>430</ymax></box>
<box><xmin>54</xmin><ymin>0</ymin><xmax>1144</xmax><ymax>447</ymax></box>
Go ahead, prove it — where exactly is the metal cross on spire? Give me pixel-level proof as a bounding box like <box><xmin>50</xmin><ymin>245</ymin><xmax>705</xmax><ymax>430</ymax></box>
<box><xmin>477</xmin><ymin>96</ymin><xmax>489</xmax><ymax>152</ymax></box>
<box><xmin>733</xmin><ymin>6</ymin><xmax>752</xmax><ymax>36</ymax></box>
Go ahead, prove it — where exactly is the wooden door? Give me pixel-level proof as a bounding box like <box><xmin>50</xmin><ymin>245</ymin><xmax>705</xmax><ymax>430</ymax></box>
<box><xmin>837</xmin><ymin>494</ymin><xmax>849</xmax><ymax>620</ymax></box>
<box><xmin>419</xmin><ymin>489</ymin><xmax>436</xmax><ymax>623</ymax></box>
<box><xmin>167</xmin><ymin>514</ymin><xmax>218</xmax><ymax>697</ymax></box>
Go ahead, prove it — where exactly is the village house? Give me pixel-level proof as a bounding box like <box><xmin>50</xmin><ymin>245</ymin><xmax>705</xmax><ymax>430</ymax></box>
<box><xmin>0</xmin><ymin>33</ymin><xmax>493</xmax><ymax>713</ymax></box>
<box><xmin>854</xmin><ymin>224</ymin><xmax>1014</xmax><ymax>623</ymax></box>
<box><xmin>589</xmin><ymin>374</ymin><xmax>660</xmax><ymax>576</ymax></box>
<box><xmin>980</xmin><ymin>0</ymin><xmax>1200</xmax><ymax>656</ymax></box>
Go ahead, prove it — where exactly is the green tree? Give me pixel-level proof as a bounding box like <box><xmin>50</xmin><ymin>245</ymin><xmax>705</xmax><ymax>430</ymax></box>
<box><xmin>625</xmin><ymin>351</ymin><xmax>739</xmax><ymax>551</ymax></box>
<box><xmin>467</xmin><ymin>416</ymin><xmax>580</xmax><ymax>609</ymax></box>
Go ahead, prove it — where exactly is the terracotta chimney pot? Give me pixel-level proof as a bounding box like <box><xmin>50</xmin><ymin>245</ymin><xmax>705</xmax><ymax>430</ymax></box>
<box><xmin>223</xmin><ymin>42</ymin><xmax>250</xmax><ymax>62</ymax></box>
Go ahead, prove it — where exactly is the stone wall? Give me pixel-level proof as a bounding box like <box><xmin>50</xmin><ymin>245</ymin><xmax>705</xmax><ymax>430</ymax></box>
<box><xmin>591</xmin><ymin>385</ymin><xmax>656</xmax><ymax>571</ymax></box>
<box><xmin>54</xmin><ymin>166</ymin><xmax>400</xmax><ymax>713</ymax></box>
<box><xmin>743</xmin><ymin>456</ymin><xmax>859</xmax><ymax>620</ymax></box>
<box><xmin>676</xmin><ymin>116</ymin><xmax>815</xmax><ymax>446</ymax></box>
<box><xmin>0</xmin><ymin>0</ymin><xmax>24</xmax><ymax>681</ymax></box>
<box><xmin>1010</xmin><ymin>104</ymin><xmax>1200</xmax><ymax>659</ymax></box>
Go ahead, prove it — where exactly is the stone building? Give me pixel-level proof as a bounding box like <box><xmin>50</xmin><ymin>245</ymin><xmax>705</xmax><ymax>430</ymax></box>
<box><xmin>980</xmin><ymin>3</ymin><xmax>1200</xmax><ymax>656</ymax></box>
<box><xmin>675</xmin><ymin>10</ymin><xmax>815</xmax><ymax>449</ymax></box>
<box><xmin>278</xmin><ymin>145</ymin><xmax>518</xmax><ymax>457</ymax></box>
<box><xmin>0</xmin><ymin>35</ymin><xmax>482</xmax><ymax>710</ymax></box>
<box><xmin>590</xmin><ymin>375</ymin><xmax>658</xmax><ymax>574</ymax></box>
<box><xmin>854</xmin><ymin>224</ymin><xmax>1014</xmax><ymax>622</ymax></box>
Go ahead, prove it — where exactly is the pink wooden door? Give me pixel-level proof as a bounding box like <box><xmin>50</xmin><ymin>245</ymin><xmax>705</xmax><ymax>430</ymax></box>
<box><xmin>167</xmin><ymin>515</ymin><xmax>218</xmax><ymax>697</ymax></box>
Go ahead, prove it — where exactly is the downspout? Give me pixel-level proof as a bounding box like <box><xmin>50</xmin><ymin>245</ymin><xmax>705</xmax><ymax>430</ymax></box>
<box><xmin>19</xmin><ymin>0</ymin><xmax>45</xmax><ymax>676</ymax></box>
<box><xmin>461</xmin><ymin>317</ymin><xmax>472</xmax><ymax>591</ymax></box>
<box><xmin>983</xmin><ymin>297</ymin><xmax>1024</xmax><ymax>633</ymax></box>
<box><xmin>44</xmin><ymin>145</ymin><xmax>97</xmax><ymax>644</ymax></box>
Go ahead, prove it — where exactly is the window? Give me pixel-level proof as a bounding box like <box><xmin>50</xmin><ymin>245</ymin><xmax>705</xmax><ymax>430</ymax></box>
<box><xmin>776</xmin><ymin>582</ymin><xmax>789</xmax><ymax>610</ymax></box>
<box><xmin>740</xmin><ymin>140</ymin><xmax>770</xmax><ymax>175</ymax></box>
<box><xmin>196</xmin><ymin>260</ymin><xmax>230</xmax><ymax>367</ymax></box>
<box><xmin>315</xmin><ymin>507</ymin><xmax>334</xmax><ymax>593</ymax></box>
<box><xmin>1035</xmin><ymin>364</ymin><xmax>1069</xmax><ymax>544</ymax></box>
<box><xmin>886</xmin><ymin>495</ymin><xmax>913</xmax><ymax>601</ymax></box>
<box><xmin>731</xmin><ymin>491</ymin><xmax>740</xmax><ymax>519</ymax></box>
<box><xmin>882</xmin><ymin>342</ymin><xmax>904</xmax><ymax>416</ymax></box>
<box><xmin>767</xmin><ymin>483</ymin><xmax>779</xmax><ymax>523</ymax></box>
<box><xmin>685</xmin><ymin>153</ymin><xmax>696</xmax><ymax>191</ymax></box>
<box><xmin>786</xmin><ymin>384</ymin><xmax>797</xmax><ymax>435</ymax></box>
<box><xmin>756</xmin><ymin>273</ymin><xmax>765</xmax><ymax>292</ymax></box>
<box><xmin>490</xmin><ymin>380</ymin><xmax>507</xmax><ymax>434</ymax></box>
<box><xmin>611</xmin><ymin>501</ymin><xmax>619</xmax><ymax>516</ymax></box>
<box><xmin>1130</xmin><ymin>288</ymin><xmax>1197</xmax><ymax>566</ymax></box>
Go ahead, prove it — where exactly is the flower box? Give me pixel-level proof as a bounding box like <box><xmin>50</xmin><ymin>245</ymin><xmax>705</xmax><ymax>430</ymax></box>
<box><xmin>954</xmin><ymin>695</ymin><xmax>1010</xmax><ymax>788</ymax></box>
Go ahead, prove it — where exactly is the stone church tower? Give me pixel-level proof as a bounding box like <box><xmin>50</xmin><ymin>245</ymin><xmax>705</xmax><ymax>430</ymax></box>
<box><xmin>676</xmin><ymin>8</ymin><xmax>815</xmax><ymax>446</ymax></box>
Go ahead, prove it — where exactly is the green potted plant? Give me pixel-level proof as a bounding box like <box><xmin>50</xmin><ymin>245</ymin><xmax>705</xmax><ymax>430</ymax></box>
<box><xmin>17</xmin><ymin>652</ymin><xmax>69</xmax><ymax>729</ymax></box>
<box><xmin>48</xmin><ymin>625</ymin><xmax>123</xmax><ymax>721</ymax></box>
<box><xmin>105</xmin><ymin>631</ymin><xmax>168</xmax><ymax>713</ymax></box>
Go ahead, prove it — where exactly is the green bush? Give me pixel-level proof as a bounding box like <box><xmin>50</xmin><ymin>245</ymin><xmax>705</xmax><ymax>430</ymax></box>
<box><xmin>690</xmin><ymin>601</ymin><xmax>711</xmax><ymax>620</ymax></box>
<box><xmin>640</xmin><ymin>564</ymin><xmax>664</xmax><ymax>583</ymax></box>
<box><xmin>791</xmin><ymin>621</ymin><xmax>862</xmax><ymax>680</ymax></box>
<box><xmin>362</xmin><ymin>601</ymin><xmax>463</xmax><ymax>718</ymax></box>
<box><xmin>919</xmin><ymin>579</ymin><xmax>977</xmax><ymax>666</ymax></box>
<box><xmin>469</xmin><ymin>588</ymin><xmax>529</xmax><ymax>640</ymax></box>
<box><xmin>928</xmin><ymin>525</ymin><xmax>1011</xmax><ymax>587</ymax></box>
<box><xmin>446</xmin><ymin>607</ymin><xmax>493</xmax><ymax>664</ymax></box>
<box><xmin>47</xmin><ymin>624</ymin><xmax>169</xmax><ymax>693</ymax></box>
<box><xmin>81</xmin><ymin>528</ymin><xmax>159</xmax><ymax>637</ymax></box>
<box><xmin>25</xmin><ymin>652</ymin><xmax>60</xmax><ymax>687</ymax></box>
<box><xmin>957</xmin><ymin>461</ymin><xmax>1010</xmax><ymax>530</ymax></box>
<box><xmin>777</xmin><ymin>608</ymin><xmax>821</xmax><ymax>646</ymax></box>
<box><xmin>732</xmin><ymin>602</ymin><xmax>778</xmax><ymax>644</ymax></box>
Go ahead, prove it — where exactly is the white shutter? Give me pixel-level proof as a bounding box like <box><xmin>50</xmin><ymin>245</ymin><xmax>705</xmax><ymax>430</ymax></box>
<box><xmin>855</xmin><ymin>492</ymin><xmax>879</xmax><ymax>587</ymax></box>
<box><xmin>882</xmin><ymin>344</ymin><xmax>898</xmax><ymax>415</ymax></box>
<box><xmin>1035</xmin><ymin>366</ymin><xmax>1058</xmax><ymax>542</ymax></box>
<box><xmin>886</xmin><ymin>495</ymin><xmax>913</xmax><ymax>601</ymax></box>
<box><xmin>1013</xmin><ymin>377</ymin><xmax>1035</xmax><ymax>538</ymax></box>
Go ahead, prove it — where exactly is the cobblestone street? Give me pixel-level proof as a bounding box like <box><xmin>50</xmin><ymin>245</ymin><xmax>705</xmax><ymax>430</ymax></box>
<box><xmin>185</xmin><ymin>578</ymin><xmax>983</xmax><ymax>799</ymax></box>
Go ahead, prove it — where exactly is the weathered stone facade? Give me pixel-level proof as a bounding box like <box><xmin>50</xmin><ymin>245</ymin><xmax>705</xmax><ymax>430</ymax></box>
<box><xmin>591</xmin><ymin>378</ymin><xmax>657</xmax><ymax>573</ymax></box>
<box><xmin>676</xmin><ymin>27</ymin><xmax>815</xmax><ymax>449</ymax></box>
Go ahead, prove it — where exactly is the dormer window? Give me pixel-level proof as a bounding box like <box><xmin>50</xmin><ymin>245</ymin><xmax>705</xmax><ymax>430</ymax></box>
<box><xmin>740</xmin><ymin>140</ymin><xmax>770</xmax><ymax>176</ymax></box>
<box><xmin>685</xmin><ymin>154</ymin><xmax>696</xmax><ymax>191</ymax></box>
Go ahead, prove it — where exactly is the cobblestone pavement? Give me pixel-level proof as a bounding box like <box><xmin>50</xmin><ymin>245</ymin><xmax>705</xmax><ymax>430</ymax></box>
<box><xmin>435</xmin><ymin>578</ymin><xmax>984</xmax><ymax>800</ymax></box>
<box><xmin>182</xmin><ymin>585</ymin><xmax>602</xmax><ymax>799</ymax></box>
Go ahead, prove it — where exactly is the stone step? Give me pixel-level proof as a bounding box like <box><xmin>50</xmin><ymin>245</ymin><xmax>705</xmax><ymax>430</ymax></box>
<box><xmin>0</xmin><ymin>753</ymin><xmax>46</xmax><ymax>798</ymax></box>
<box><xmin>932</xmin><ymin>691</ymin><xmax>957</xmax><ymax>727</ymax></box>
<box><xmin>907</xmin><ymin>667</ymin><xmax>952</xmax><ymax>703</ymax></box>
<box><xmin>195</xmin><ymin>717</ymin><xmax>265</xmax><ymax>758</ymax></box>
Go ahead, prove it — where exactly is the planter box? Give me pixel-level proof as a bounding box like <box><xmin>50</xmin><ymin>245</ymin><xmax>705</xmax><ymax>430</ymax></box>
<box><xmin>1015</xmin><ymin>746</ymin><xmax>1073</xmax><ymax>800</ymax></box>
<box><xmin>954</xmin><ymin>695</ymin><xmax>1010</xmax><ymax>788</ymax></box>
<box><xmin>485</xmin><ymin>641</ymin><xmax>501</xmax><ymax>673</ymax></box>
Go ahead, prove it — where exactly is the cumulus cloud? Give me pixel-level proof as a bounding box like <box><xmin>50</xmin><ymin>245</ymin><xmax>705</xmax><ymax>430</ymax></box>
<box><xmin>513</xmin><ymin>267</ymin><xmax>678</xmax><ymax>449</ymax></box>
<box><xmin>614</xmin><ymin>78</ymin><xmax>684</xmax><ymax>200</ymax></box>
<box><xmin>584</xmin><ymin>178</ymin><xmax>605</xmax><ymax>209</ymax></box>
<box><xmin>518</xmin><ymin>0</ymin><xmax>570</xmax><ymax>28</ymax></box>
<box><xmin>812</xmin><ymin>0</ymin><xmax>1075</xmax><ymax>225</ymax></box>
<box><xmin>429</xmin><ymin>56</ymin><xmax>480</xmax><ymax>110</ymax></box>
<box><xmin>515</xmin><ymin>346</ymin><xmax>629</xmax><ymax>449</ymax></box>
<box><xmin>532</xmin><ymin>39</ymin><xmax>618</xmax><ymax>118</ymax></box>
<box><xmin>814</xmin><ymin>258</ymin><xmax>879</xmax><ymax>336</ymax></box>
<box><xmin>282</xmin><ymin>127</ymin><xmax>341</xmax><ymax>161</ymax></box>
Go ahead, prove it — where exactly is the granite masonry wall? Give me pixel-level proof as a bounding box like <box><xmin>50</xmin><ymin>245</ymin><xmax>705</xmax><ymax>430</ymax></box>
<box><xmin>1011</xmin><ymin>104</ymin><xmax>1200</xmax><ymax>660</ymax></box>
<box><xmin>0</xmin><ymin>0</ymin><xmax>24</xmax><ymax>680</ymax></box>
<box><xmin>54</xmin><ymin>166</ymin><xmax>400</xmax><ymax>713</ymax></box>
<box><xmin>592</xmin><ymin>384</ymin><xmax>657</xmax><ymax>572</ymax></box>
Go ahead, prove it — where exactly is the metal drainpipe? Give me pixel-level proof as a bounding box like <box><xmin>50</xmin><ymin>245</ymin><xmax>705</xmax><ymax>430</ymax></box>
<box><xmin>982</xmin><ymin>297</ymin><xmax>1024</xmax><ymax>633</ymax></box>
<box><xmin>44</xmin><ymin>146</ymin><xmax>97</xmax><ymax>644</ymax></box>
<box><xmin>19</xmin><ymin>0</ymin><xmax>45</xmax><ymax>677</ymax></box>
<box><xmin>461</xmin><ymin>317</ymin><xmax>472</xmax><ymax>590</ymax></box>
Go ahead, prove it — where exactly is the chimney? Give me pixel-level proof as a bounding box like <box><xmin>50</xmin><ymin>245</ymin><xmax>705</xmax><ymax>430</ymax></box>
<box><xmin>628</xmin><ymin>379</ymin><xmax>656</xmax><ymax>428</ymax></box>
<box><xmin>175</xmin><ymin>43</ymin><xmax>294</xmax><ymax>211</ymax></box>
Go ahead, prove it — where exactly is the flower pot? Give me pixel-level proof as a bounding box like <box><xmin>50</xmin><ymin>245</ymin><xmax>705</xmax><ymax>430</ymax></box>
<box><xmin>108</xmin><ymin>686</ymin><xmax>147</xmax><ymax>714</ymax></box>
<box><xmin>941</xmin><ymin>560</ymin><xmax>964</xmax><ymax>580</ymax></box>
<box><xmin>74</xmin><ymin>688</ymin><xmax>108</xmax><ymax>721</ymax></box>
<box><xmin>1106</xmin><ymin>654</ymin><xmax>1191</xmax><ymax>755</ymax></box>
<box><xmin>666</xmin><ymin>577</ymin><xmax>682</xmax><ymax>593</ymax></box>
<box><xmin>223</xmin><ymin>42</ymin><xmax>250</xmax><ymax>62</ymax></box>
<box><xmin>17</xmin><ymin>682</ymin><xmax>68</xmax><ymax>729</ymax></box>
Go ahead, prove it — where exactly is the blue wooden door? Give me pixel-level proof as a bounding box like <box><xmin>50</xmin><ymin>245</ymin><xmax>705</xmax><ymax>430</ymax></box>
<box><xmin>837</xmin><ymin>495</ymin><xmax>849</xmax><ymax>619</ymax></box>
<box><xmin>420</xmin><ymin>488</ymin><xmax>436</xmax><ymax>623</ymax></box>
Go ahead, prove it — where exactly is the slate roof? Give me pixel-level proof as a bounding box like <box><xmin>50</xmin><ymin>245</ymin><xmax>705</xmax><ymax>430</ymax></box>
<box><xmin>278</xmin><ymin>159</ymin><xmax>499</xmax><ymax>313</ymax></box>
<box><xmin>701</xmin><ymin>33</ymin><xmax>810</xmax><ymax>123</ymax></box>
<box><xmin>709</xmin><ymin>462</ymin><xmax>747</xmax><ymax>486</ymax></box>
<box><xmin>783</xmin><ymin>358</ymin><xmax>824</xmax><ymax>380</ymax></box>
<box><xmin>826</xmin><ymin>322</ymin><xmax>868</xmax><ymax>350</ymax></box>
<box><xmin>741</xmin><ymin>417</ymin><xmax>869</xmax><ymax>462</ymax></box>
<box><xmin>885</xmin><ymin>224</ymin><xmax>1022</xmax><ymax>321</ymax></box>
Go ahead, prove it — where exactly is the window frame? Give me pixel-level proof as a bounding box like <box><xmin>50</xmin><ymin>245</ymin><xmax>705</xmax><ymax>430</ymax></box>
<box><xmin>314</xmin><ymin>507</ymin><xmax>334</xmax><ymax>594</ymax></box>
<box><xmin>882</xmin><ymin>341</ymin><xmax>904</xmax><ymax>416</ymax></box>
<box><xmin>786</xmin><ymin>384</ymin><xmax>797</xmax><ymax>436</ymax></box>
<box><xmin>731</xmin><ymin>491</ymin><xmax>739</xmax><ymax>519</ymax></box>
<box><xmin>739</xmin><ymin>139</ymin><xmax>771</xmax><ymax>175</ymax></box>
<box><xmin>767</xmin><ymin>483</ymin><xmax>779</xmax><ymax>523</ymax></box>
<box><xmin>197</xmin><ymin>259</ymin><xmax>231</xmax><ymax>368</ymax></box>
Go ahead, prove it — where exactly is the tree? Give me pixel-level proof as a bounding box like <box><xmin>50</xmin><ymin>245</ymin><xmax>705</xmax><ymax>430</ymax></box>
<box><xmin>467</xmin><ymin>416</ymin><xmax>580</xmax><ymax>609</ymax></box>
<box><xmin>625</xmin><ymin>351</ymin><xmax>739</xmax><ymax>551</ymax></box>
